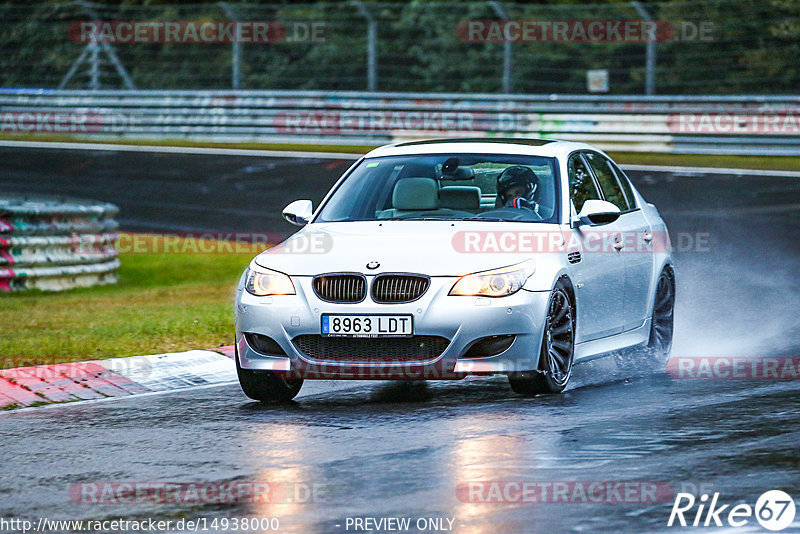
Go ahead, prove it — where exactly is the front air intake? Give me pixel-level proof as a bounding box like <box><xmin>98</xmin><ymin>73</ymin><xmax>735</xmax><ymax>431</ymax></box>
<box><xmin>245</xmin><ymin>333</ymin><xmax>287</xmax><ymax>356</ymax></box>
<box><xmin>293</xmin><ymin>335</ymin><xmax>450</xmax><ymax>363</ymax></box>
<box><xmin>371</xmin><ymin>274</ymin><xmax>430</xmax><ymax>303</ymax></box>
<box><xmin>313</xmin><ymin>273</ymin><xmax>367</xmax><ymax>303</ymax></box>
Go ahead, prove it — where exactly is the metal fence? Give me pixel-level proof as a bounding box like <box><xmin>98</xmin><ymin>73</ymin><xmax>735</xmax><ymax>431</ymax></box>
<box><xmin>0</xmin><ymin>0</ymin><xmax>798</xmax><ymax>95</ymax></box>
<box><xmin>2</xmin><ymin>89</ymin><xmax>799</xmax><ymax>155</ymax></box>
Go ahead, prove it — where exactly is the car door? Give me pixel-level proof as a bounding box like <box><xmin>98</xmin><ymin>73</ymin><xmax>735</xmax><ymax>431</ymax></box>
<box><xmin>565</xmin><ymin>152</ymin><xmax>625</xmax><ymax>342</ymax></box>
<box><xmin>584</xmin><ymin>152</ymin><xmax>655</xmax><ymax>332</ymax></box>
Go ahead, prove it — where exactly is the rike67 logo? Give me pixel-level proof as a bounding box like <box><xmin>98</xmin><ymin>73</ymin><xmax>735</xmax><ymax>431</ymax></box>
<box><xmin>668</xmin><ymin>490</ymin><xmax>796</xmax><ymax>531</ymax></box>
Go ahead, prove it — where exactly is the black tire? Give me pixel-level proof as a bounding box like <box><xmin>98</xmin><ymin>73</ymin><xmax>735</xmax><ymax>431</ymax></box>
<box><xmin>509</xmin><ymin>280</ymin><xmax>575</xmax><ymax>395</ymax></box>
<box><xmin>236</xmin><ymin>346</ymin><xmax>303</xmax><ymax>402</ymax></box>
<box><xmin>648</xmin><ymin>268</ymin><xmax>675</xmax><ymax>361</ymax></box>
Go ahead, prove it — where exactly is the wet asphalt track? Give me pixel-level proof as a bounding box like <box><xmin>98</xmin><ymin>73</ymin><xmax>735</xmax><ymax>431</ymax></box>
<box><xmin>1</xmin><ymin>146</ymin><xmax>800</xmax><ymax>533</ymax></box>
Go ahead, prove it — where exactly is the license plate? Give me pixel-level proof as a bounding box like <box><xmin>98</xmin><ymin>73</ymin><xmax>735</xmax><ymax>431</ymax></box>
<box><xmin>321</xmin><ymin>314</ymin><xmax>413</xmax><ymax>338</ymax></box>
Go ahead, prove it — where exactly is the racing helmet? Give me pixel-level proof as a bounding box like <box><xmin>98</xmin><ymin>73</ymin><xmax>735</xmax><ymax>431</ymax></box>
<box><xmin>496</xmin><ymin>166</ymin><xmax>539</xmax><ymax>206</ymax></box>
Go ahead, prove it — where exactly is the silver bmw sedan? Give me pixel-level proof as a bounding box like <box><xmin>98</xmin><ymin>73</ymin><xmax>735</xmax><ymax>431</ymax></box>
<box><xmin>234</xmin><ymin>138</ymin><xmax>674</xmax><ymax>401</ymax></box>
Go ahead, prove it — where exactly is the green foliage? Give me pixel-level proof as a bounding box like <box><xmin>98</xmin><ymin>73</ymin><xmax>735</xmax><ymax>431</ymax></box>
<box><xmin>0</xmin><ymin>0</ymin><xmax>797</xmax><ymax>93</ymax></box>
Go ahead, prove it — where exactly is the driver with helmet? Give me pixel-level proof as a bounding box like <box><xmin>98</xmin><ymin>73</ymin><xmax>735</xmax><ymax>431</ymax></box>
<box><xmin>495</xmin><ymin>165</ymin><xmax>540</xmax><ymax>214</ymax></box>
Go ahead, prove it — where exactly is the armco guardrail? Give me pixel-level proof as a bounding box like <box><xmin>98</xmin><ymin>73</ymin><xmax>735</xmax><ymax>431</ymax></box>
<box><xmin>0</xmin><ymin>196</ymin><xmax>120</xmax><ymax>291</ymax></box>
<box><xmin>1</xmin><ymin>90</ymin><xmax>799</xmax><ymax>155</ymax></box>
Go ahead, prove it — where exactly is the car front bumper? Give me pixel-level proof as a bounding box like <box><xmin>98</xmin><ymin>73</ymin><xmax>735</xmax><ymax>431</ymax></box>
<box><xmin>235</xmin><ymin>275</ymin><xmax>551</xmax><ymax>380</ymax></box>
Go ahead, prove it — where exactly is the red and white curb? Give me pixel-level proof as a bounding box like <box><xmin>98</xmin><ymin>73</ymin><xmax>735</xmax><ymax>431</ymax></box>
<box><xmin>0</xmin><ymin>345</ymin><xmax>236</xmax><ymax>411</ymax></box>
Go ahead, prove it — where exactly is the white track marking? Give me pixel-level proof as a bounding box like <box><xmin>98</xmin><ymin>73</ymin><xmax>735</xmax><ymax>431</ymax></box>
<box><xmin>99</xmin><ymin>350</ymin><xmax>237</xmax><ymax>391</ymax></box>
<box><xmin>620</xmin><ymin>164</ymin><xmax>800</xmax><ymax>178</ymax></box>
<box><xmin>0</xmin><ymin>140</ymin><xmax>361</xmax><ymax>160</ymax></box>
<box><xmin>2</xmin><ymin>139</ymin><xmax>799</xmax><ymax>176</ymax></box>
<box><xmin>2</xmin><ymin>381</ymin><xmax>240</xmax><ymax>415</ymax></box>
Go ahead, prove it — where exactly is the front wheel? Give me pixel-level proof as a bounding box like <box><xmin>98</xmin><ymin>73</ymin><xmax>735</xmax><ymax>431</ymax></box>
<box><xmin>236</xmin><ymin>347</ymin><xmax>303</xmax><ymax>402</ymax></box>
<box><xmin>508</xmin><ymin>280</ymin><xmax>575</xmax><ymax>395</ymax></box>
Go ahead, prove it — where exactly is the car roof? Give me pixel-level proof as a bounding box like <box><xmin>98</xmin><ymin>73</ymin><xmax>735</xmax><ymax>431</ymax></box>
<box><xmin>363</xmin><ymin>138</ymin><xmax>600</xmax><ymax>159</ymax></box>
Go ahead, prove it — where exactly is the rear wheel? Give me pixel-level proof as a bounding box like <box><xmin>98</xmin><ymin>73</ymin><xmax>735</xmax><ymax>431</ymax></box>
<box><xmin>236</xmin><ymin>346</ymin><xmax>303</xmax><ymax>402</ymax></box>
<box><xmin>648</xmin><ymin>268</ymin><xmax>675</xmax><ymax>361</ymax></box>
<box><xmin>509</xmin><ymin>280</ymin><xmax>575</xmax><ymax>395</ymax></box>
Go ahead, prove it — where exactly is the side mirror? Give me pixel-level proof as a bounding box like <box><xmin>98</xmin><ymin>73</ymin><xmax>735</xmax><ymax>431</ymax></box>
<box><xmin>577</xmin><ymin>200</ymin><xmax>621</xmax><ymax>226</ymax></box>
<box><xmin>282</xmin><ymin>199</ymin><xmax>313</xmax><ymax>227</ymax></box>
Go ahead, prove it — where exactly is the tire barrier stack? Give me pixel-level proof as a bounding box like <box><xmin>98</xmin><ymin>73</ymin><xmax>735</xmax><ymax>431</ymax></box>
<box><xmin>0</xmin><ymin>196</ymin><xmax>120</xmax><ymax>291</ymax></box>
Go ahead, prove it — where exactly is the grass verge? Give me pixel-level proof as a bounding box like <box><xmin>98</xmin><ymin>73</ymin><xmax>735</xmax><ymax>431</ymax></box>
<box><xmin>607</xmin><ymin>151</ymin><xmax>800</xmax><ymax>172</ymax></box>
<box><xmin>0</xmin><ymin>234</ymin><xmax>255</xmax><ymax>369</ymax></box>
<box><xmin>0</xmin><ymin>133</ymin><xmax>372</xmax><ymax>155</ymax></box>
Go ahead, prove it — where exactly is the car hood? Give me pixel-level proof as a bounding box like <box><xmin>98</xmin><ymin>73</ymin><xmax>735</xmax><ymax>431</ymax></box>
<box><xmin>254</xmin><ymin>221</ymin><xmax>566</xmax><ymax>276</ymax></box>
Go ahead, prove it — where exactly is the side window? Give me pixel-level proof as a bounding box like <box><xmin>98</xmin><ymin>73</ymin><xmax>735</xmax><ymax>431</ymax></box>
<box><xmin>609</xmin><ymin>160</ymin><xmax>637</xmax><ymax>210</ymax></box>
<box><xmin>568</xmin><ymin>153</ymin><xmax>600</xmax><ymax>212</ymax></box>
<box><xmin>584</xmin><ymin>152</ymin><xmax>629</xmax><ymax>211</ymax></box>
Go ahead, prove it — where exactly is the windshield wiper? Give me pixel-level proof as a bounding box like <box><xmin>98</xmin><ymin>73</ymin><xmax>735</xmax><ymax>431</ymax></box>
<box><xmin>388</xmin><ymin>217</ymin><xmax>454</xmax><ymax>221</ymax></box>
<box><xmin>381</xmin><ymin>216</ymin><xmax>517</xmax><ymax>222</ymax></box>
<box><xmin>470</xmin><ymin>217</ymin><xmax>513</xmax><ymax>222</ymax></box>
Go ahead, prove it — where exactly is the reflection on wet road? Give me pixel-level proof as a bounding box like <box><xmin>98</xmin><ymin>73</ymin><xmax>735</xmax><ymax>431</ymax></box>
<box><xmin>2</xmin><ymin>374</ymin><xmax>799</xmax><ymax>533</ymax></box>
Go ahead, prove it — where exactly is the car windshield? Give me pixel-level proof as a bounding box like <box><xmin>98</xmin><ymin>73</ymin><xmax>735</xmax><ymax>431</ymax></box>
<box><xmin>315</xmin><ymin>153</ymin><xmax>560</xmax><ymax>223</ymax></box>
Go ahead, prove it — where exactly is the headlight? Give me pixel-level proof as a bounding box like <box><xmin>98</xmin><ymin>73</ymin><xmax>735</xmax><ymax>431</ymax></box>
<box><xmin>245</xmin><ymin>265</ymin><xmax>295</xmax><ymax>296</ymax></box>
<box><xmin>449</xmin><ymin>260</ymin><xmax>535</xmax><ymax>297</ymax></box>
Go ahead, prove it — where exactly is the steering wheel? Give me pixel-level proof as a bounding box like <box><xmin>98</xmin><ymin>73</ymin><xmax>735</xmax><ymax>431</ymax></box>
<box><xmin>476</xmin><ymin>207</ymin><xmax>544</xmax><ymax>221</ymax></box>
